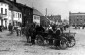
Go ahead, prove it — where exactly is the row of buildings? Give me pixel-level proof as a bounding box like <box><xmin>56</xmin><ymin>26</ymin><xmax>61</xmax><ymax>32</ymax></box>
<box><xmin>0</xmin><ymin>0</ymin><xmax>63</xmax><ymax>28</ymax></box>
<box><xmin>0</xmin><ymin>0</ymin><xmax>43</xmax><ymax>28</ymax></box>
<box><xmin>2</xmin><ymin>0</ymin><xmax>85</xmax><ymax>27</ymax></box>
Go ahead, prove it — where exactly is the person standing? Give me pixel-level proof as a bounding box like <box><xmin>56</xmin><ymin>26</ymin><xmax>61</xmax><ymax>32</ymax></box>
<box><xmin>25</xmin><ymin>24</ymin><xmax>30</xmax><ymax>43</ymax></box>
<box><xmin>0</xmin><ymin>25</ymin><xmax>2</xmax><ymax>32</ymax></box>
<box><xmin>8</xmin><ymin>23</ymin><xmax>13</xmax><ymax>34</ymax></box>
<box><xmin>29</xmin><ymin>23</ymin><xmax>36</xmax><ymax>45</ymax></box>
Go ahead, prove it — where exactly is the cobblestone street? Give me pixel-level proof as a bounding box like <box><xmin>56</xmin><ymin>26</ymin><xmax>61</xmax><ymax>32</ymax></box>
<box><xmin>0</xmin><ymin>27</ymin><xmax>85</xmax><ymax>55</ymax></box>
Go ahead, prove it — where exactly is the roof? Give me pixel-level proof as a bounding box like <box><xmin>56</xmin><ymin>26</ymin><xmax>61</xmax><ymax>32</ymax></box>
<box><xmin>0</xmin><ymin>0</ymin><xmax>33</xmax><ymax>12</ymax></box>
<box><xmin>9</xmin><ymin>1</ymin><xmax>33</xmax><ymax>10</ymax></box>
<box><xmin>33</xmin><ymin>9</ymin><xmax>43</xmax><ymax>16</ymax></box>
<box><xmin>69</xmin><ymin>12</ymin><xmax>85</xmax><ymax>15</ymax></box>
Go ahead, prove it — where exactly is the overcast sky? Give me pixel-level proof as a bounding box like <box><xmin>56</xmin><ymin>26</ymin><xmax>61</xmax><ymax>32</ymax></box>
<box><xmin>16</xmin><ymin>0</ymin><xmax>85</xmax><ymax>20</ymax></box>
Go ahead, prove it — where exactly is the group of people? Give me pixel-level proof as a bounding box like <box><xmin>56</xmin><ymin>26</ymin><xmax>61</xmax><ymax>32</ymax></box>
<box><xmin>8</xmin><ymin>23</ymin><xmax>67</xmax><ymax>46</ymax></box>
<box><xmin>24</xmin><ymin>23</ymin><xmax>65</xmax><ymax>45</ymax></box>
<box><xmin>25</xmin><ymin>23</ymin><xmax>45</xmax><ymax>45</ymax></box>
<box><xmin>8</xmin><ymin>23</ymin><xmax>21</xmax><ymax>36</ymax></box>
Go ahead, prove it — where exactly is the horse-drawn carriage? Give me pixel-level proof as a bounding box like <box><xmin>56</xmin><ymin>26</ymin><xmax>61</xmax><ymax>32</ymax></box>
<box><xmin>35</xmin><ymin>30</ymin><xmax>76</xmax><ymax>49</ymax></box>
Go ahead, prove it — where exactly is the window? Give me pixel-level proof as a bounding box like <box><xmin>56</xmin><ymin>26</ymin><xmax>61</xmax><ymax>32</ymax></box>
<box><xmin>77</xmin><ymin>16</ymin><xmax>78</xmax><ymax>18</ymax></box>
<box><xmin>16</xmin><ymin>13</ymin><xmax>18</xmax><ymax>18</ymax></box>
<box><xmin>5</xmin><ymin>9</ymin><xmax>7</xmax><ymax>15</ymax></box>
<box><xmin>1</xmin><ymin>8</ymin><xmax>3</xmax><ymax>14</ymax></box>
<box><xmin>5</xmin><ymin>4</ymin><xmax>7</xmax><ymax>6</ymax></box>
<box><xmin>16</xmin><ymin>13</ymin><xmax>17</xmax><ymax>18</ymax></box>
<box><xmin>20</xmin><ymin>14</ymin><xmax>21</xmax><ymax>18</ymax></box>
<box><xmin>80</xmin><ymin>19</ymin><xmax>82</xmax><ymax>20</ymax></box>
<box><xmin>77</xmin><ymin>19</ymin><xmax>79</xmax><ymax>21</ymax></box>
<box><xmin>81</xmin><ymin>16</ymin><xmax>82</xmax><ymax>18</ymax></box>
<box><xmin>1</xmin><ymin>3</ymin><xmax>3</xmax><ymax>6</ymax></box>
<box><xmin>18</xmin><ymin>13</ymin><xmax>19</xmax><ymax>18</ymax></box>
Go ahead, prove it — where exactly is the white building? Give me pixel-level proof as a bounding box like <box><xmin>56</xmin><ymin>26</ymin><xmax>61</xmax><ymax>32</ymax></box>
<box><xmin>0</xmin><ymin>2</ymin><xmax>9</xmax><ymax>27</ymax></box>
<box><xmin>33</xmin><ymin>9</ymin><xmax>43</xmax><ymax>26</ymax></box>
<box><xmin>8</xmin><ymin>9</ymin><xmax>22</xmax><ymax>27</ymax></box>
<box><xmin>33</xmin><ymin>15</ymin><xmax>40</xmax><ymax>25</ymax></box>
<box><xmin>13</xmin><ymin>11</ymin><xmax>22</xmax><ymax>26</ymax></box>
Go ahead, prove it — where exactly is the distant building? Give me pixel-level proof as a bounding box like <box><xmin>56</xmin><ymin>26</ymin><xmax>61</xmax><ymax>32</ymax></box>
<box><xmin>69</xmin><ymin>12</ymin><xmax>85</xmax><ymax>26</ymax></box>
<box><xmin>47</xmin><ymin>15</ymin><xmax>62</xmax><ymax>25</ymax></box>
<box><xmin>33</xmin><ymin>9</ymin><xmax>43</xmax><ymax>26</ymax></box>
<box><xmin>40</xmin><ymin>16</ymin><xmax>50</xmax><ymax>27</ymax></box>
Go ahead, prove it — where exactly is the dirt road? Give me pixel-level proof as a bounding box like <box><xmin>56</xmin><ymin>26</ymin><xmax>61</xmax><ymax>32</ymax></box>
<box><xmin>0</xmin><ymin>28</ymin><xmax>85</xmax><ymax>55</ymax></box>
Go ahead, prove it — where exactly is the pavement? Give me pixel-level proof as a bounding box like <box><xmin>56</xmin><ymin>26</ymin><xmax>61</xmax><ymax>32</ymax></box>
<box><xmin>0</xmin><ymin>28</ymin><xmax>85</xmax><ymax>55</ymax></box>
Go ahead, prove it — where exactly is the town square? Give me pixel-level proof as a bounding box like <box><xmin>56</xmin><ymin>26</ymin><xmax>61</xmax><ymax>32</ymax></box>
<box><xmin>0</xmin><ymin>0</ymin><xmax>85</xmax><ymax>55</ymax></box>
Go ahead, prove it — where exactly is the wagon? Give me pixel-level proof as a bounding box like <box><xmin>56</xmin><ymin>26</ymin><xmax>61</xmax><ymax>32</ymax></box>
<box><xmin>35</xmin><ymin>31</ymin><xmax>68</xmax><ymax>49</ymax></box>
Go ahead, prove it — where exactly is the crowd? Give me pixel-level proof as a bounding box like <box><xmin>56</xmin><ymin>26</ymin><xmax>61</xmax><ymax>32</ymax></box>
<box><xmin>7</xmin><ymin>23</ymin><xmax>68</xmax><ymax>45</ymax></box>
<box><xmin>24</xmin><ymin>23</ymin><xmax>68</xmax><ymax>45</ymax></box>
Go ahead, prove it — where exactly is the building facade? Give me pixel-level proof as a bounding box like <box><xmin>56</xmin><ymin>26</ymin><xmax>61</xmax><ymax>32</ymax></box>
<box><xmin>0</xmin><ymin>1</ymin><xmax>9</xmax><ymax>27</ymax></box>
<box><xmin>12</xmin><ymin>1</ymin><xmax>33</xmax><ymax>27</ymax></box>
<box><xmin>7</xmin><ymin>0</ymin><xmax>22</xmax><ymax>27</ymax></box>
<box><xmin>33</xmin><ymin>9</ymin><xmax>43</xmax><ymax>26</ymax></box>
<box><xmin>69</xmin><ymin>12</ymin><xmax>85</xmax><ymax>26</ymax></box>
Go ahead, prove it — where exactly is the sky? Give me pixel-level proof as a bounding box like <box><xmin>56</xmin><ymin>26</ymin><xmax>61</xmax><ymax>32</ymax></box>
<box><xmin>16</xmin><ymin>0</ymin><xmax>85</xmax><ymax>20</ymax></box>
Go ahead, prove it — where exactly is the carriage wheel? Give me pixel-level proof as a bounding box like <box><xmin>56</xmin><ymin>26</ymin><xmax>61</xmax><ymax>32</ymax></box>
<box><xmin>67</xmin><ymin>38</ymin><xmax>76</xmax><ymax>47</ymax></box>
<box><xmin>60</xmin><ymin>37</ymin><xmax>68</xmax><ymax>49</ymax></box>
<box><xmin>36</xmin><ymin>35</ymin><xmax>44</xmax><ymax>46</ymax></box>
